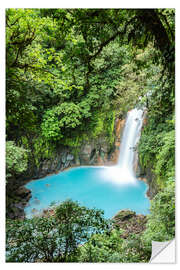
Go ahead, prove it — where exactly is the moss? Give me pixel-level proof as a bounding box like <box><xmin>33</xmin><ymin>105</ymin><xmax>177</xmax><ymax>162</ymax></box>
<box><xmin>104</xmin><ymin>110</ymin><xmax>116</xmax><ymax>146</ymax></box>
<box><xmin>114</xmin><ymin>210</ymin><xmax>136</xmax><ymax>221</ymax></box>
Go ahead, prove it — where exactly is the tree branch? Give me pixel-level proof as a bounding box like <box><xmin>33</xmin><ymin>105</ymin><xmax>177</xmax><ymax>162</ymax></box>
<box><xmin>88</xmin><ymin>15</ymin><xmax>138</xmax><ymax>61</ymax></box>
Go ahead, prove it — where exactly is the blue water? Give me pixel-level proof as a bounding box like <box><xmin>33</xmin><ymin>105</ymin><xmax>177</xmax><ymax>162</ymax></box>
<box><xmin>25</xmin><ymin>166</ymin><xmax>150</xmax><ymax>219</ymax></box>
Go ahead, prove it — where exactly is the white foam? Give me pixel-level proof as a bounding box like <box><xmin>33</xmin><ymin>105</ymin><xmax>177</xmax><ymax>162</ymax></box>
<box><xmin>100</xmin><ymin>166</ymin><xmax>137</xmax><ymax>186</ymax></box>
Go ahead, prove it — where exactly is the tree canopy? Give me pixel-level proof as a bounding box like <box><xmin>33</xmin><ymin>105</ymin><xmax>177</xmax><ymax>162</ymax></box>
<box><xmin>6</xmin><ymin>200</ymin><xmax>110</xmax><ymax>262</ymax></box>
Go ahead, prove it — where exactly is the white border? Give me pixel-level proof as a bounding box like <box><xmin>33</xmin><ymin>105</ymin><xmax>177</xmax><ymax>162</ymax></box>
<box><xmin>0</xmin><ymin>0</ymin><xmax>179</xmax><ymax>8</ymax></box>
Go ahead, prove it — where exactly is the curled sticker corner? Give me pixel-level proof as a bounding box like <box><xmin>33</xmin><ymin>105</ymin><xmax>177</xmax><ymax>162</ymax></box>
<box><xmin>149</xmin><ymin>239</ymin><xmax>175</xmax><ymax>263</ymax></box>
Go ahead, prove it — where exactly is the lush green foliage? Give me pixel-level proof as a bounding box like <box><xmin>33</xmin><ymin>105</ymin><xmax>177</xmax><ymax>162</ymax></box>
<box><xmin>78</xmin><ymin>230</ymin><xmax>150</xmax><ymax>263</ymax></box>
<box><xmin>154</xmin><ymin>128</ymin><xmax>175</xmax><ymax>182</ymax></box>
<box><xmin>138</xmin><ymin>109</ymin><xmax>175</xmax><ymax>188</ymax></box>
<box><xmin>6</xmin><ymin>141</ymin><xmax>28</xmax><ymax>180</ymax></box>
<box><xmin>41</xmin><ymin>103</ymin><xmax>83</xmax><ymax>141</ymax></box>
<box><xmin>6</xmin><ymin>200</ymin><xmax>110</xmax><ymax>262</ymax></box>
<box><xmin>143</xmin><ymin>181</ymin><xmax>175</xmax><ymax>242</ymax></box>
<box><xmin>6</xmin><ymin>8</ymin><xmax>175</xmax><ymax>170</ymax></box>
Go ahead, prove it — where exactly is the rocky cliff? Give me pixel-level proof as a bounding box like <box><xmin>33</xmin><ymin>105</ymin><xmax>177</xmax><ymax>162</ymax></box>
<box><xmin>134</xmin><ymin>110</ymin><xmax>158</xmax><ymax>199</ymax></box>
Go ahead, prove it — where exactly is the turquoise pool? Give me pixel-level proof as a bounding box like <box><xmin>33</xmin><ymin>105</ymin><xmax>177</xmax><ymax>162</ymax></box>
<box><xmin>25</xmin><ymin>165</ymin><xmax>150</xmax><ymax>219</ymax></box>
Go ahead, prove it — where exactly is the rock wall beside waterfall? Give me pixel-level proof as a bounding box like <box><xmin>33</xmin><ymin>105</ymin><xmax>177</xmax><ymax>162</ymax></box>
<box><xmin>133</xmin><ymin>109</ymin><xmax>147</xmax><ymax>178</ymax></box>
<box><xmin>134</xmin><ymin>109</ymin><xmax>158</xmax><ymax>199</ymax></box>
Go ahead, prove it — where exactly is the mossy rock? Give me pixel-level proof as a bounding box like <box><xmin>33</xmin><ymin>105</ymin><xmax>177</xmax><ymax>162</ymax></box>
<box><xmin>114</xmin><ymin>210</ymin><xmax>136</xmax><ymax>221</ymax></box>
<box><xmin>113</xmin><ymin>210</ymin><xmax>147</xmax><ymax>238</ymax></box>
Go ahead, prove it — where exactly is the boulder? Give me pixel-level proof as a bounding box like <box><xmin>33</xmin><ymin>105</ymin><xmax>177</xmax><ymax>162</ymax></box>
<box><xmin>113</xmin><ymin>209</ymin><xmax>136</xmax><ymax>221</ymax></box>
<box><xmin>112</xmin><ymin>209</ymin><xmax>147</xmax><ymax>238</ymax></box>
<box><xmin>16</xmin><ymin>186</ymin><xmax>31</xmax><ymax>198</ymax></box>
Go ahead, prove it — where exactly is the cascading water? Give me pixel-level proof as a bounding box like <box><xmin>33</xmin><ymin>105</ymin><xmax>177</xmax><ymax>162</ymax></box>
<box><xmin>101</xmin><ymin>108</ymin><xmax>144</xmax><ymax>185</ymax></box>
<box><xmin>25</xmin><ymin>107</ymin><xmax>149</xmax><ymax>219</ymax></box>
<box><xmin>118</xmin><ymin>108</ymin><xmax>144</xmax><ymax>173</ymax></box>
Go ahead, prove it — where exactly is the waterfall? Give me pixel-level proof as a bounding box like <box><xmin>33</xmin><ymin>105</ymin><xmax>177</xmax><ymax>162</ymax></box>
<box><xmin>117</xmin><ymin>108</ymin><xmax>144</xmax><ymax>175</ymax></box>
<box><xmin>101</xmin><ymin>108</ymin><xmax>144</xmax><ymax>185</ymax></box>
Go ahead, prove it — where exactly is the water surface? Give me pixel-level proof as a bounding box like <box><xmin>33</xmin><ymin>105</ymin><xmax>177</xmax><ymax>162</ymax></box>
<box><xmin>25</xmin><ymin>166</ymin><xmax>150</xmax><ymax>219</ymax></box>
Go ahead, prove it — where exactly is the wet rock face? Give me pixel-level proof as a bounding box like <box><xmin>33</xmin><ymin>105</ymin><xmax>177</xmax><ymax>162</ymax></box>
<box><xmin>112</xmin><ymin>209</ymin><xmax>147</xmax><ymax>238</ymax></box>
<box><xmin>133</xmin><ymin>109</ymin><xmax>158</xmax><ymax>198</ymax></box>
<box><xmin>108</xmin><ymin>118</ymin><xmax>126</xmax><ymax>165</ymax></box>
<box><xmin>145</xmin><ymin>168</ymin><xmax>158</xmax><ymax>199</ymax></box>
<box><xmin>78</xmin><ymin>138</ymin><xmax>111</xmax><ymax>165</ymax></box>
